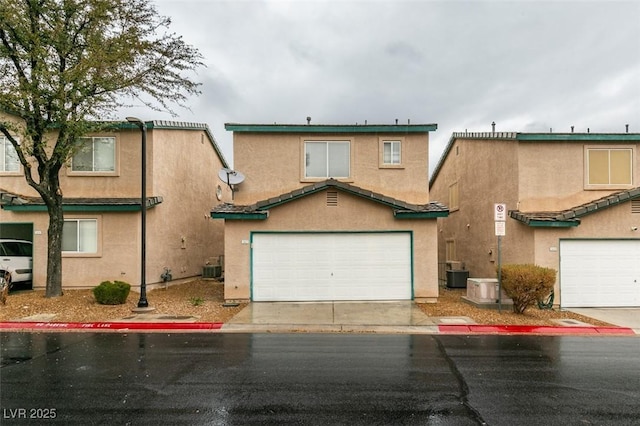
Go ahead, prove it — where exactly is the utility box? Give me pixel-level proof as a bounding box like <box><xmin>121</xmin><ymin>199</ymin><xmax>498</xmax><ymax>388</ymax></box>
<box><xmin>446</xmin><ymin>269</ymin><xmax>469</xmax><ymax>288</ymax></box>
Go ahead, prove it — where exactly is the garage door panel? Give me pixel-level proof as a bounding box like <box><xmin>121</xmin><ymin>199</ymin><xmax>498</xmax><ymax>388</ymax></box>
<box><xmin>561</xmin><ymin>240</ymin><xmax>640</xmax><ymax>308</ymax></box>
<box><xmin>252</xmin><ymin>233</ymin><xmax>412</xmax><ymax>302</ymax></box>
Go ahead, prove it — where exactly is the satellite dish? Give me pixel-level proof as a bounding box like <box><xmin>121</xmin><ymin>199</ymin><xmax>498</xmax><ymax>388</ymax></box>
<box><xmin>218</xmin><ymin>168</ymin><xmax>245</xmax><ymax>200</ymax></box>
<box><xmin>218</xmin><ymin>168</ymin><xmax>245</xmax><ymax>185</ymax></box>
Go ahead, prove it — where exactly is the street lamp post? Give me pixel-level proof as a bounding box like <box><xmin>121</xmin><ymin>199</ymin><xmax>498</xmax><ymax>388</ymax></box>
<box><xmin>126</xmin><ymin>117</ymin><xmax>149</xmax><ymax>308</ymax></box>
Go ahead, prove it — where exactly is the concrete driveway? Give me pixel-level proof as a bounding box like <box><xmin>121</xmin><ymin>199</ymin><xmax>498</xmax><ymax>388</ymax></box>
<box><xmin>223</xmin><ymin>301</ymin><xmax>441</xmax><ymax>333</ymax></box>
<box><xmin>566</xmin><ymin>308</ymin><xmax>640</xmax><ymax>333</ymax></box>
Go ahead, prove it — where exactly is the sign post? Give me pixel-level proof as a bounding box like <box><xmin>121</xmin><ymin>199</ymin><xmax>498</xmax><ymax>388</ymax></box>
<box><xmin>494</xmin><ymin>204</ymin><xmax>506</xmax><ymax>313</ymax></box>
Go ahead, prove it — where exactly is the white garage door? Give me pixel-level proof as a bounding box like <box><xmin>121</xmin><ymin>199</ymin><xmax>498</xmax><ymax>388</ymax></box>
<box><xmin>252</xmin><ymin>232</ymin><xmax>412</xmax><ymax>301</ymax></box>
<box><xmin>560</xmin><ymin>240</ymin><xmax>640</xmax><ymax>308</ymax></box>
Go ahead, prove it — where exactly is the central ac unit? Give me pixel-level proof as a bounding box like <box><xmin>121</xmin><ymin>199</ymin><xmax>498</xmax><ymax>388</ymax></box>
<box><xmin>203</xmin><ymin>265</ymin><xmax>222</xmax><ymax>279</ymax></box>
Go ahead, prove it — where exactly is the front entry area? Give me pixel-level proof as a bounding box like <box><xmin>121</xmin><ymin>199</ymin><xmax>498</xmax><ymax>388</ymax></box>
<box><xmin>251</xmin><ymin>232</ymin><xmax>412</xmax><ymax>302</ymax></box>
<box><xmin>560</xmin><ymin>239</ymin><xmax>640</xmax><ymax>308</ymax></box>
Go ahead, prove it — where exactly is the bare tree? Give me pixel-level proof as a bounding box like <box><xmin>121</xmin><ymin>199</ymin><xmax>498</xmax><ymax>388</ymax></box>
<box><xmin>0</xmin><ymin>0</ymin><xmax>203</xmax><ymax>297</ymax></box>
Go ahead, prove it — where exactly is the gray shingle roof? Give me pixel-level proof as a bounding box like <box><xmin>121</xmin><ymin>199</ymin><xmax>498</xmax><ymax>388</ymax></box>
<box><xmin>1</xmin><ymin>189</ymin><xmax>163</xmax><ymax>211</ymax></box>
<box><xmin>211</xmin><ymin>179</ymin><xmax>448</xmax><ymax>219</ymax></box>
<box><xmin>510</xmin><ymin>187</ymin><xmax>640</xmax><ymax>226</ymax></box>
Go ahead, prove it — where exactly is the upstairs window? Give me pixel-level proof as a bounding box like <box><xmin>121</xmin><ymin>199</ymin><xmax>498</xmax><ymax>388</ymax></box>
<box><xmin>71</xmin><ymin>137</ymin><xmax>116</xmax><ymax>172</ymax></box>
<box><xmin>1</xmin><ymin>136</ymin><xmax>20</xmax><ymax>172</ymax></box>
<box><xmin>383</xmin><ymin>140</ymin><xmax>401</xmax><ymax>165</ymax></box>
<box><xmin>304</xmin><ymin>141</ymin><xmax>350</xmax><ymax>178</ymax></box>
<box><xmin>379</xmin><ymin>137</ymin><xmax>404</xmax><ymax>168</ymax></box>
<box><xmin>586</xmin><ymin>148</ymin><xmax>633</xmax><ymax>188</ymax></box>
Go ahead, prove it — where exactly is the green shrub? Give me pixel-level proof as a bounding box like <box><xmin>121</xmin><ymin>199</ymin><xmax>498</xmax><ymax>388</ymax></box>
<box><xmin>499</xmin><ymin>264</ymin><xmax>556</xmax><ymax>314</ymax></box>
<box><xmin>190</xmin><ymin>297</ymin><xmax>204</xmax><ymax>306</ymax></box>
<box><xmin>92</xmin><ymin>280</ymin><xmax>131</xmax><ymax>305</ymax></box>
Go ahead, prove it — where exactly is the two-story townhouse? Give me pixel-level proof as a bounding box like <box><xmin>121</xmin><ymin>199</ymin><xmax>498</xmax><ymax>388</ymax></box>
<box><xmin>1</xmin><ymin>113</ymin><xmax>230</xmax><ymax>290</ymax></box>
<box><xmin>212</xmin><ymin>122</ymin><xmax>448</xmax><ymax>303</ymax></box>
<box><xmin>429</xmin><ymin>130</ymin><xmax>640</xmax><ymax>308</ymax></box>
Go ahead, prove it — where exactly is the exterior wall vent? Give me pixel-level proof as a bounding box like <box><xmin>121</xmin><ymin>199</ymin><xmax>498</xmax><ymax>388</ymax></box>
<box><xmin>326</xmin><ymin>190</ymin><xmax>338</xmax><ymax>207</ymax></box>
<box><xmin>632</xmin><ymin>200</ymin><xmax>640</xmax><ymax>214</ymax></box>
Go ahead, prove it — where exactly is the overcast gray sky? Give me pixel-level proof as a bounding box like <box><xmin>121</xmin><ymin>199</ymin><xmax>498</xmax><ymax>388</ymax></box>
<box><xmin>122</xmin><ymin>0</ymin><xmax>640</xmax><ymax>172</ymax></box>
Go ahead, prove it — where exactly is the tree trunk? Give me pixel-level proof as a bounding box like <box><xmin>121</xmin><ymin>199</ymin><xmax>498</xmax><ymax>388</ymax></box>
<box><xmin>45</xmin><ymin>198</ymin><xmax>64</xmax><ymax>298</ymax></box>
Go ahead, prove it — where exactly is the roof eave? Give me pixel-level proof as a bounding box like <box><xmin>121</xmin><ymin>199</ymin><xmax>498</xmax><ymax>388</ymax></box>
<box><xmin>1</xmin><ymin>196</ymin><xmax>163</xmax><ymax>212</ymax></box>
<box><xmin>526</xmin><ymin>220</ymin><xmax>580</xmax><ymax>228</ymax></box>
<box><xmin>225</xmin><ymin>123</ymin><xmax>437</xmax><ymax>133</ymax></box>
<box><xmin>394</xmin><ymin>210</ymin><xmax>449</xmax><ymax>219</ymax></box>
<box><xmin>210</xmin><ymin>212</ymin><xmax>268</xmax><ymax>220</ymax></box>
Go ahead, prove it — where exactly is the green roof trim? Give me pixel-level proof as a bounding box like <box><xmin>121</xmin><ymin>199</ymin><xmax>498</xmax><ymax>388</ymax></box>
<box><xmin>2</xmin><ymin>196</ymin><xmax>163</xmax><ymax>212</ymax></box>
<box><xmin>210</xmin><ymin>212</ymin><xmax>268</xmax><ymax>220</ymax></box>
<box><xmin>526</xmin><ymin>220</ymin><xmax>580</xmax><ymax>228</ymax></box>
<box><xmin>4</xmin><ymin>204</ymin><xmax>141</xmax><ymax>212</ymax></box>
<box><xmin>394</xmin><ymin>210</ymin><xmax>449</xmax><ymax>219</ymax></box>
<box><xmin>517</xmin><ymin>133</ymin><xmax>640</xmax><ymax>142</ymax></box>
<box><xmin>225</xmin><ymin>123</ymin><xmax>437</xmax><ymax>133</ymax></box>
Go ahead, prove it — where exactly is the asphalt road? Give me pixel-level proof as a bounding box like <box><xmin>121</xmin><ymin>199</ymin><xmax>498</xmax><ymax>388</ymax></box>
<box><xmin>1</xmin><ymin>333</ymin><xmax>639</xmax><ymax>425</ymax></box>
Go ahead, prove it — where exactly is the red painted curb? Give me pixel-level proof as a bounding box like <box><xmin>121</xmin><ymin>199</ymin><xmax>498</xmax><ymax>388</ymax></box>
<box><xmin>0</xmin><ymin>321</ymin><xmax>223</xmax><ymax>331</ymax></box>
<box><xmin>438</xmin><ymin>324</ymin><xmax>636</xmax><ymax>335</ymax></box>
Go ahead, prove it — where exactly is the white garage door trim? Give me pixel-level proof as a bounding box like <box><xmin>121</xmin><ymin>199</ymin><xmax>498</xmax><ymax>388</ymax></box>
<box><xmin>251</xmin><ymin>232</ymin><xmax>413</xmax><ymax>302</ymax></box>
<box><xmin>560</xmin><ymin>239</ymin><xmax>640</xmax><ymax>308</ymax></box>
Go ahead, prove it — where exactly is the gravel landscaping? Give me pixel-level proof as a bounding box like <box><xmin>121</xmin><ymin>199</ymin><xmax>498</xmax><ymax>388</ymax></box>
<box><xmin>0</xmin><ymin>279</ymin><xmax>612</xmax><ymax>326</ymax></box>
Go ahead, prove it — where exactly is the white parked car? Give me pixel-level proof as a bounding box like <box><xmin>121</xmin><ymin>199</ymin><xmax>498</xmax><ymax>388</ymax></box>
<box><xmin>0</xmin><ymin>239</ymin><xmax>33</xmax><ymax>289</ymax></box>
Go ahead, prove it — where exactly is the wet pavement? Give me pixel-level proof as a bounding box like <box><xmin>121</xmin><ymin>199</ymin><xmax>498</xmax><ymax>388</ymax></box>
<box><xmin>1</xmin><ymin>332</ymin><xmax>639</xmax><ymax>425</ymax></box>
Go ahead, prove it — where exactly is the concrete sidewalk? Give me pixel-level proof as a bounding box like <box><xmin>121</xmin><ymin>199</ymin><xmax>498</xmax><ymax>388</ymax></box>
<box><xmin>1</xmin><ymin>302</ymin><xmax>637</xmax><ymax>335</ymax></box>
<box><xmin>220</xmin><ymin>301</ymin><xmax>638</xmax><ymax>335</ymax></box>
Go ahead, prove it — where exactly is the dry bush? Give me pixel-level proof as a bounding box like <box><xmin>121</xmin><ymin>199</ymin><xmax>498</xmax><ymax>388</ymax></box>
<box><xmin>500</xmin><ymin>264</ymin><xmax>556</xmax><ymax>314</ymax></box>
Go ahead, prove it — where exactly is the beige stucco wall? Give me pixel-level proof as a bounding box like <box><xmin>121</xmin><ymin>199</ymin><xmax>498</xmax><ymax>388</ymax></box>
<box><xmin>145</xmin><ymin>128</ymin><xmax>230</xmax><ymax>284</ymax></box>
<box><xmin>517</xmin><ymin>141</ymin><xmax>639</xmax><ymax>211</ymax></box>
<box><xmin>220</xmin><ymin>189</ymin><xmax>439</xmax><ymax>302</ymax></box>
<box><xmin>1</xmin><ymin>128</ymin><xmax>142</xmax><ymax>198</ymax></box>
<box><xmin>232</xmin><ymin>132</ymin><xmax>430</xmax><ymax>205</ymax></box>
<box><xmin>430</xmin><ymin>138</ymin><xmax>532</xmax><ymax>279</ymax></box>
<box><xmin>0</xmin><ymin>210</ymin><xmax>140</xmax><ymax>288</ymax></box>
<box><xmin>1</xmin><ymin>125</ymin><xmax>229</xmax><ymax>290</ymax></box>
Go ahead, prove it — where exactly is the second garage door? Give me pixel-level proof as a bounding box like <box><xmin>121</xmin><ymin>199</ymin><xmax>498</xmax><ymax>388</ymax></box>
<box><xmin>560</xmin><ymin>239</ymin><xmax>640</xmax><ymax>308</ymax></box>
<box><xmin>251</xmin><ymin>232</ymin><xmax>412</xmax><ymax>302</ymax></box>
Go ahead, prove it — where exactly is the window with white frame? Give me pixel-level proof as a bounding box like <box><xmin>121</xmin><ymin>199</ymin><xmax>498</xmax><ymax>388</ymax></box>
<box><xmin>304</xmin><ymin>141</ymin><xmax>350</xmax><ymax>178</ymax></box>
<box><xmin>586</xmin><ymin>147</ymin><xmax>633</xmax><ymax>187</ymax></box>
<box><xmin>71</xmin><ymin>137</ymin><xmax>116</xmax><ymax>172</ymax></box>
<box><xmin>383</xmin><ymin>140</ymin><xmax>401</xmax><ymax>165</ymax></box>
<box><xmin>1</xmin><ymin>136</ymin><xmax>20</xmax><ymax>172</ymax></box>
<box><xmin>62</xmin><ymin>219</ymin><xmax>98</xmax><ymax>253</ymax></box>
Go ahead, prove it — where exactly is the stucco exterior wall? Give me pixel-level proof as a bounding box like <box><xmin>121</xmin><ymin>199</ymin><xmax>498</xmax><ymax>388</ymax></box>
<box><xmin>232</xmin><ymin>132</ymin><xmax>430</xmax><ymax>205</ymax></box>
<box><xmin>1</xmin><ymin>123</ymin><xmax>229</xmax><ymax>290</ymax></box>
<box><xmin>517</xmin><ymin>141</ymin><xmax>639</xmax><ymax>211</ymax></box>
<box><xmin>1</xmin><ymin>127</ymin><xmax>144</xmax><ymax>198</ymax></box>
<box><xmin>430</xmin><ymin>138</ymin><xmax>531</xmax><ymax>279</ymax></box>
<box><xmin>146</xmin><ymin>128</ymin><xmax>230</xmax><ymax>284</ymax></box>
<box><xmin>220</xmin><ymin>189</ymin><xmax>438</xmax><ymax>302</ymax></box>
<box><xmin>0</xmin><ymin>210</ymin><xmax>140</xmax><ymax>288</ymax></box>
